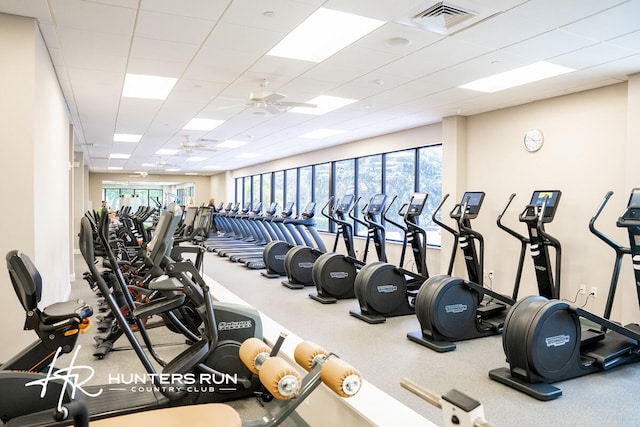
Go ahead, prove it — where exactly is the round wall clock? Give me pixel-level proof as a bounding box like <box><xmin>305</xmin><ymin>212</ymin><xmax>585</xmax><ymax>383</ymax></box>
<box><xmin>523</xmin><ymin>128</ymin><xmax>544</xmax><ymax>152</ymax></box>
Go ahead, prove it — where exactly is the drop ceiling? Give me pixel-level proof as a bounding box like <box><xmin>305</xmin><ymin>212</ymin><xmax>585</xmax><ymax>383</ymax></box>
<box><xmin>2</xmin><ymin>0</ymin><xmax>639</xmax><ymax>176</ymax></box>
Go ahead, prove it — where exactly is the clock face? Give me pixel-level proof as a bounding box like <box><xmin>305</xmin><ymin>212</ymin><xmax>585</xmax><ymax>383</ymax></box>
<box><xmin>524</xmin><ymin>129</ymin><xmax>543</xmax><ymax>152</ymax></box>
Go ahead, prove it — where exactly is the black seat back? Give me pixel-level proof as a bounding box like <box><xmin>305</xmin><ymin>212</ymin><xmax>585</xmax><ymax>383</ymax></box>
<box><xmin>6</xmin><ymin>250</ymin><xmax>41</xmax><ymax>312</ymax></box>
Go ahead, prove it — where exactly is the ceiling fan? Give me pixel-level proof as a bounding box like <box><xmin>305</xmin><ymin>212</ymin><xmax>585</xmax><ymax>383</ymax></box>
<box><xmin>179</xmin><ymin>135</ymin><xmax>218</xmax><ymax>153</ymax></box>
<box><xmin>128</xmin><ymin>170</ymin><xmax>149</xmax><ymax>178</ymax></box>
<box><xmin>229</xmin><ymin>79</ymin><xmax>317</xmax><ymax>114</ymax></box>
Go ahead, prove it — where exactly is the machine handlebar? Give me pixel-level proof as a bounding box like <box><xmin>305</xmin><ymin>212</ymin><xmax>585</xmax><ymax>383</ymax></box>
<box><xmin>589</xmin><ymin>191</ymin><xmax>629</xmax><ymax>253</ymax></box>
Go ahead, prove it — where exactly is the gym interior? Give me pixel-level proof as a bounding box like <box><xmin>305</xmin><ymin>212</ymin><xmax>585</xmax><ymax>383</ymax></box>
<box><xmin>1</xmin><ymin>1</ymin><xmax>640</xmax><ymax>426</ymax></box>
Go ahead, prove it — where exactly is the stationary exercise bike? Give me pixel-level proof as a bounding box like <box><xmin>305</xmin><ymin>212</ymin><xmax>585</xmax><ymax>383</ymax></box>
<box><xmin>489</xmin><ymin>189</ymin><xmax>640</xmax><ymax>400</ymax></box>
<box><xmin>407</xmin><ymin>192</ymin><xmax>515</xmax><ymax>352</ymax></box>
<box><xmin>0</xmin><ymin>251</ymin><xmax>93</xmax><ymax>423</ymax></box>
<box><xmin>0</xmin><ymin>207</ymin><xmax>266</xmax><ymax>425</ymax></box>
<box><xmin>349</xmin><ymin>193</ymin><xmax>429</xmax><ymax>324</ymax></box>
<box><xmin>310</xmin><ymin>194</ymin><xmax>387</xmax><ymax>303</ymax></box>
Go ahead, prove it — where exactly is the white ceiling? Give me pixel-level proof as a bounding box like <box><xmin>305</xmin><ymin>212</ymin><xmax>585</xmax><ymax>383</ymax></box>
<box><xmin>2</xmin><ymin>0</ymin><xmax>639</xmax><ymax>177</ymax></box>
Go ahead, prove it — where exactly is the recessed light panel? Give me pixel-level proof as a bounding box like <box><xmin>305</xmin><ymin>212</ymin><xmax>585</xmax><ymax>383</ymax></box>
<box><xmin>113</xmin><ymin>133</ymin><xmax>142</xmax><ymax>142</ymax></box>
<box><xmin>267</xmin><ymin>8</ymin><xmax>384</xmax><ymax>63</ymax></box>
<box><xmin>459</xmin><ymin>61</ymin><xmax>575</xmax><ymax>93</ymax></box>
<box><xmin>122</xmin><ymin>74</ymin><xmax>177</xmax><ymax>100</ymax></box>
<box><xmin>109</xmin><ymin>153</ymin><xmax>130</xmax><ymax>159</ymax></box>
<box><xmin>291</xmin><ymin>95</ymin><xmax>357</xmax><ymax>115</ymax></box>
<box><xmin>183</xmin><ymin>118</ymin><xmax>224</xmax><ymax>131</ymax></box>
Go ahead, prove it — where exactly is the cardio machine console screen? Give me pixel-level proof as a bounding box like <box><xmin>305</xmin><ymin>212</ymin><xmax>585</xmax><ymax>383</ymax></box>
<box><xmin>620</xmin><ymin>188</ymin><xmax>640</xmax><ymax>223</ymax></box>
<box><xmin>303</xmin><ymin>202</ymin><xmax>316</xmax><ymax>216</ymax></box>
<box><xmin>283</xmin><ymin>202</ymin><xmax>294</xmax><ymax>215</ymax></box>
<box><xmin>460</xmin><ymin>191</ymin><xmax>485</xmax><ymax>218</ymax></box>
<box><xmin>530</xmin><ymin>190</ymin><xmax>561</xmax><ymax>221</ymax></box>
<box><xmin>368</xmin><ymin>194</ymin><xmax>387</xmax><ymax>214</ymax></box>
<box><xmin>336</xmin><ymin>194</ymin><xmax>355</xmax><ymax>213</ymax></box>
<box><xmin>407</xmin><ymin>193</ymin><xmax>428</xmax><ymax>216</ymax></box>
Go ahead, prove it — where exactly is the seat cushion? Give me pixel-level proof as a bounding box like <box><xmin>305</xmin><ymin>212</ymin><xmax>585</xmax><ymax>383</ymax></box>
<box><xmin>90</xmin><ymin>403</ymin><xmax>241</xmax><ymax>427</ymax></box>
<box><xmin>41</xmin><ymin>299</ymin><xmax>93</xmax><ymax>324</ymax></box>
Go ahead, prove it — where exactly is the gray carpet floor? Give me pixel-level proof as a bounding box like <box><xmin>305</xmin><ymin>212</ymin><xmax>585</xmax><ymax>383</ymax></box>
<box><xmin>202</xmin><ymin>247</ymin><xmax>640</xmax><ymax>427</ymax></box>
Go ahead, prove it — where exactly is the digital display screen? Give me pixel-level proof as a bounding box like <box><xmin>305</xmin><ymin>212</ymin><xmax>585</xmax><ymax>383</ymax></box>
<box><xmin>627</xmin><ymin>189</ymin><xmax>640</xmax><ymax>208</ymax></box>
<box><xmin>531</xmin><ymin>191</ymin><xmax>559</xmax><ymax>208</ymax></box>
<box><xmin>337</xmin><ymin>194</ymin><xmax>355</xmax><ymax>213</ymax></box>
<box><xmin>368</xmin><ymin>194</ymin><xmax>386</xmax><ymax>213</ymax></box>
<box><xmin>284</xmin><ymin>202</ymin><xmax>294</xmax><ymax>212</ymax></box>
<box><xmin>408</xmin><ymin>193</ymin><xmax>428</xmax><ymax>215</ymax></box>
<box><xmin>304</xmin><ymin>202</ymin><xmax>316</xmax><ymax>214</ymax></box>
<box><xmin>461</xmin><ymin>192</ymin><xmax>485</xmax><ymax>215</ymax></box>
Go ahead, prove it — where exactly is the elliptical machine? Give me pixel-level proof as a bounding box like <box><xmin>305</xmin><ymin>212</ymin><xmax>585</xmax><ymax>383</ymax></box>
<box><xmin>310</xmin><ymin>194</ymin><xmax>387</xmax><ymax>304</ymax></box>
<box><xmin>489</xmin><ymin>190</ymin><xmax>640</xmax><ymax>400</ymax></box>
<box><xmin>349</xmin><ymin>193</ymin><xmax>429</xmax><ymax>324</ymax></box>
<box><xmin>407</xmin><ymin>192</ymin><xmax>515</xmax><ymax>352</ymax></box>
<box><xmin>498</xmin><ymin>190</ymin><xmax>562</xmax><ymax>299</ymax></box>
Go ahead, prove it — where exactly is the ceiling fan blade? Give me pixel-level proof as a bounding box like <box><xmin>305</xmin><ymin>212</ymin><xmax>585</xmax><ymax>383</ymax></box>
<box><xmin>278</xmin><ymin>101</ymin><xmax>317</xmax><ymax>108</ymax></box>
<box><xmin>263</xmin><ymin>92</ymin><xmax>286</xmax><ymax>103</ymax></box>
<box><xmin>266</xmin><ymin>104</ymin><xmax>282</xmax><ymax>114</ymax></box>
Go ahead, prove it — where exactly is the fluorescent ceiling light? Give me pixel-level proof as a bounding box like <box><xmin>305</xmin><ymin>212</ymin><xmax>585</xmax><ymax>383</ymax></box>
<box><xmin>122</xmin><ymin>73</ymin><xmax>177</xmax><ymax>100</ymax></box>
<box><xmin>109</xmin><ymin>153</ymin><xmax>130</xmax><ymax>159</ymax></box>
<box><xmin>300</xmin><ymin>128</ymin><xmax>346</xmax><ymax>139</ymax></box>
<box><xmin>113</xmin><ymin>133</ymin><xmax>142</xmax><ymax>143</ymax></box>
<box><xmin>217</xmin><ymin>140</ymin><xmax>248</xmax><ymax>148</ymax></box>
<box><xmin>203</xmin><ymin>165</ymin><xmax>222</xmax><ymax>170</ymax></box>
<box><xmin>459</xmin><ymin>61</ymin><xmax>575</xmax><ymax>93</ymax></box>
<box><xmin>267</xmin><ymin>8</ymin><xmax>384</xmax><ymax>63</ymax></box>
<box><xmin>141</xmin><ymin>163</ymin><xmax>155</xmax><ymax>167</ymax></box>
<box><xmin>156</xmin><ymin>149</ymin><xmax>179</xmax><ymax>156</ymax></box>
<box><xmin>291</xmin><ymin>95</ymin><xmax>357</xmax><ymax>115</ymax></box>
<box><xmin>237</xmin><ymin>153</ymin><xmax>260</xmax><ymax>158</ymax></box>
<box><xmin>185</xmin><ymin>172</ymin><xmax>198</xmax><ymax>175</ymax></box>
<box><xmin>107</xmin><ymin>166</ymin><xmax>123</xmax><ymax>170</ymax></box>
<box><xmin>183</xmin><ymin>118</ymin><xmax>224</xmax><ymax>131</ymax></box>
<box><xmin>165</xmin><ymin>168</ymin><xmax>180</xmax><ymax>172</ymax></box>
<box><xmin>187</xmin><ymin>156</ymin><xmax>207</xmax><ymax>162</ymax></box>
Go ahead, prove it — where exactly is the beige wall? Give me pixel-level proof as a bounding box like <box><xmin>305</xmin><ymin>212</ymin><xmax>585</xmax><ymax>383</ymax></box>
<box><xmin>0</xmin><ymin>13</ymin><xmax>73</xmax><ymax>361</ymax></box>
<box><xmin>463</xmin><ymin>83</ymin><xmax>636</xmax><ymax>321</ymax></box>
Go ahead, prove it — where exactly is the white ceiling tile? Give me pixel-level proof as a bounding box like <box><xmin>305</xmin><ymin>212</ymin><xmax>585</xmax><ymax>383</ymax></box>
<box><xmin>135</xmin><ymin>9</ymin><xmax>215</xmax><ymax>44</ymax></box>
<box><xmin>56</xmin><ymin>27</ymin><xmax>131</xmax><ymax>56</ymax></box>
<box><xmin>130</xmin><ymin>37</ymin><xmax>200</xmax><ymax>63</ymax></box>
<box><xmin>560</xmin><ymin>1</ymin><xmax>640</xmax><ymax>43</ymax></box>
<box><xmin>606</xmin><ymin>30</ymin><xmax>640</xmax><ymax>53</ymax></box>
<box><xmin>203</xmin><ymin>21</ymin><xmax>285</xmax><ymax>53</ymax></box>
<box><xmin>140</xmin><ymin>0</ymin><xmax>230</xmax><ymax>21</ymax></box>
<box><xmin>220</xmin><ymin>0</ymin><xmax>317</xmax><ymax>31</ymax></box>
<box><xmin>50</xmin><ymin>0</ymin><xmax>136</xmax><ymax>34</ymax></box>
<box><xmin>125</xmin><ymin>57</ymin><xmax>187</xmax><ymax>77</ymax></box>
<box><xmin>503</xmin><ymin>29</ymin><xmax>599</xmax><ymax>61</ymax></box>
<box><xmin>552</xmin><ymin>43</ymin><xmax>638</xmax><ymax>71</ymax></box>
<box><xmin>0</xmin><ymin>0</ymin><xmax>55</xmax><ymax>24</ymax></box>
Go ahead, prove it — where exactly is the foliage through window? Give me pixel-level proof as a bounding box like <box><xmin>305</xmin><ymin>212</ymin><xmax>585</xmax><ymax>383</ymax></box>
<box><xmin>234</xmin><ymin>144</ymin><xmax>443</xmax><ymax>245</ymax></box>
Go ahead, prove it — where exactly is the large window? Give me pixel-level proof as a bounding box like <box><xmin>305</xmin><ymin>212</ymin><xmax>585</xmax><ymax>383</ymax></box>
<box><xmin>356</xmin><ymin>155</ymin><xmax>382</xmax><ymax>236</ymax></box>
<box><xmin>234</xmin><ymin>143</ymin><xmax>442</xmax><ymax>244</ymax></box>
<box><xmin>418</xmin><ymin>145</ymin><xmax>443</xmax><ymax>246</ymax></box>
<box><xmin>314</xmin><ymin>163</ymin><xmax>330</xmax><ymax>230</ymax></box>
<box><xmin>285</xmin><ymin>168</ymin><xmax>298</xmax><ymax>214</ymax></box>
<box><xmin>384</xmin><ymin>150</ymin><xmax>416</xmax><ymax>241</ymax></box>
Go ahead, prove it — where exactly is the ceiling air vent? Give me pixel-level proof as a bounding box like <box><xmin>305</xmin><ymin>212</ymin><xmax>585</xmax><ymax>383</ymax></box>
<box><xmin>396</xmin><ymin>1</ymin><xmax>497</xmax><ymax>36</ymax></box>
<box><xmin>413</xmin><ymin>2</ymin><xmax>477</xmax><ymax>30</ymax></box>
